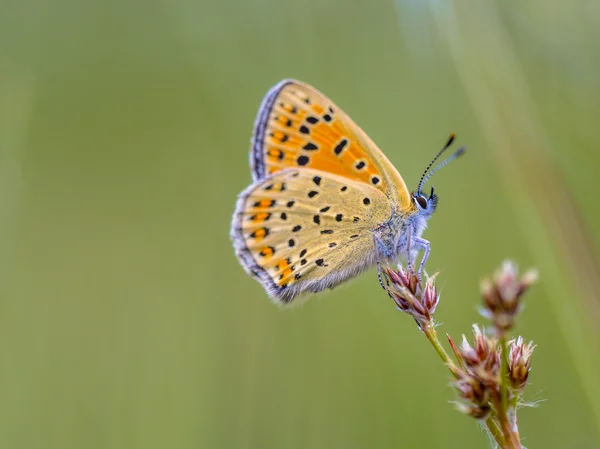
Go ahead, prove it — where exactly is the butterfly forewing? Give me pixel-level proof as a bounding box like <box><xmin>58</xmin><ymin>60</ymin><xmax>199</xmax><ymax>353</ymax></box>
<box><xmin>251</xmin><ymin>79</ymin><xmax>413</xmax><ymax>212</ymax></box>
<box><xmin>231</xmin><ymin>168</ymin><xmax>392</xmax><ymax>303</ymax></box>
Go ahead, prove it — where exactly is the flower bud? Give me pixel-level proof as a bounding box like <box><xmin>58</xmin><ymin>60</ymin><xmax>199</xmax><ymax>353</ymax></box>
<box><xmin>455</xmin><ymin>402</ymin><xmax>492</xmax><ymax>420</ymax></box>
<box><xmin>383</xmin><ymin>265</ymin><xmax>439</xmax><ymax>328</ymax></box>
<box><xmin>455</xmin><ymin>374</ymin><xmax>489</xmax><ymax>405</ymax></box>
<box><xmin>480</xmin><ymin>260</ymin><xmax>538</xmax><ymax>332</ymax></box>
<box><xmin>508</xmin><ymin>337</ymin><xmax>535</xmax><ymax>391</ymax></box>
<box><xmin>459</xmin><ymin>325</ymin><xmax>500</xmax><ymax>382</ymax></box>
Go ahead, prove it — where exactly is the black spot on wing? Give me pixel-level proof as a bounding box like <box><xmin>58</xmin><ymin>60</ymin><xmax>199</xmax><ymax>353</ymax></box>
<box><xmin>334</xmin><ymin>138</ymin><xmax>349</xmax><ymax>155</ymax></box>
<box><xmin>297</xmin><ymin>155</ymin><xmax>309</xmax><ymax>166</ymax></box>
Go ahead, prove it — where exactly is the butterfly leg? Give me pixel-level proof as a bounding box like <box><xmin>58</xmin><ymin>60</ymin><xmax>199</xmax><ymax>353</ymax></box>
<box><xmin>413</xmin><ymin>237</ymin><xmax>431</xmax><ymax>277</ymax></box>
<box><xmin>405</xmin><ymin>227</ymin><xmax>414</xmax><ymax>273</ymax></box>
<box><xmin>377</xmin><ymin>260</ymin><xmax>392</xmax><ymax>292</ymax></box>
<box><xmin>373</xmin><ymin>233</ymin><xmax>393</xmax><ymax>294</ymax></box>
<box><xmin>376</xmin><ymin>261</ymin><xmax>384</xmax><ymax>289</ymax></box>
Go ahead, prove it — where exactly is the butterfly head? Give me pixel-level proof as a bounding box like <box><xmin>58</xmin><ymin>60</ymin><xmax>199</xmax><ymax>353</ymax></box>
<box><xmin>412</xmin><ymin>186</ymin><xmax>438</xmax><ymax>218</ymax></box>
<box><xmin>411</xmin><ymin>133</ymin><xmax>465</xmax><ymax>216</ymax></box>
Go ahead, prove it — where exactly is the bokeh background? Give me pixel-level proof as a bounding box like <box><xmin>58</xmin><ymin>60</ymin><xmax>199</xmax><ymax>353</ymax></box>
<box><xmin>1</xmin><ymin>0</ymin><xmax>599</xmax><ymax>448</ymax></box>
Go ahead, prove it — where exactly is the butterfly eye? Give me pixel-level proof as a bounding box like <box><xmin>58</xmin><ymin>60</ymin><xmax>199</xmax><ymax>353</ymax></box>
<box><xmin>416</xmin><ymin>195</ymin><xmax>428</xmax><ymax>209</ymax></box>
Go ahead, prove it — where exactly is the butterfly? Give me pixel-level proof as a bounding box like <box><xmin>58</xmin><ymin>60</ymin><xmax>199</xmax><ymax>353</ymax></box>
<box><xmin>231</xmin><ymin>79</ymin><xmax>465</xmax><ymax>304</ymax></box>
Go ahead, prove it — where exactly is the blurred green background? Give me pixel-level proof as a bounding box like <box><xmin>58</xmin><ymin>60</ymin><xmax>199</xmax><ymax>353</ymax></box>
<box><xmin>1</xmin><ymin>0</ymin><xmax>599</xmax><ymax>447</ymax></box>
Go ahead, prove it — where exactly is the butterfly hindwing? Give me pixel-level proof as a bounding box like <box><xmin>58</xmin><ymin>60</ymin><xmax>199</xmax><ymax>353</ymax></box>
<box><xmin>231</xmin><ymin>168</ymin><xmax>392</xmax><ymax>303</ymax></box>
<box><xmin>251</xmin><ymin>79</ymin><xmax>413</xmax><ymax>211</ymax></box>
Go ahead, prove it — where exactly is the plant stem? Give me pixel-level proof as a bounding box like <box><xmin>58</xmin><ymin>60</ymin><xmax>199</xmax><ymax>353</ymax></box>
<box><xmin>485</xmin><ymin>417</ymin><xmax>506</xmax><ymax>448</ymax></box>
<box><xmin>500</xmin><ymin>334</ymin><xmax>509</xmax><ymax>415</ymax></box>
<box><xmin>422</xmin><ymin>321</ymin><xmax>509</xmax><ymax>448</ymax></box>
<box><xmin>422</xmin><ymin>322</ymin><xmax>459</xmax><ymax>378</ymax></box>
<box><xmin>495</xmin><ymin>334</ymin><xmax>522</xmax><ymax>448</ymax></box>
<box><xmin>493</xmin><ymin>392</ymin><xmax>520</xmax><ymax>449</ymax></box>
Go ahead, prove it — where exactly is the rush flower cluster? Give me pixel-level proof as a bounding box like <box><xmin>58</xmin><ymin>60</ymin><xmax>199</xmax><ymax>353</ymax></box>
<box><xmin>383</xmin><ymin>265</ymin><xmax>439</xmax><ymax>328</ymax></box>
<box><xmin>480</xmin><ymin>260</ymin><xmax>538</xmax><ymax>332</ymax></box>
<box><xmin>383</xmin><ymin>260</ymin><xmax>538</xmax><ymax>449</ymax></box>
<box><xmin>448</xmin><ymin>326</ymin><xmax>535</xmax><ymax>422</ymax></box>
<box><xmin>508</xmin><ymin>336</ymin><xmax>536</xmax><ymax>392</ymax></box>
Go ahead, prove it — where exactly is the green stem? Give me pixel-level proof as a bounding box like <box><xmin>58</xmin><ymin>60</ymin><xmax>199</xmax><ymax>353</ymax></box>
<box><xmin>500</xmin><ymin>334</ymin><xmax>509</xmax><ymax>415</ymax></box>
<box><xmin>496</xmin><ymin>334</ymin><xmax>521</xmax><ymax>448</ymax></box>
<box><xmin>422</xmin><ymin>322</ymin><xmax>459</xmax><ymax>378</ymax></box>
<box><xmin>509</xmin><ymin>393</ymin><xmax>519</xmax><ymax>409</ymax></box>
<box><xmin>485</xmin><ymin>417</ymin><xmax>506</xmax><ymax>448</ymax></box>
<box><xmin>507</xmin><ymin>394</ymin><xmax>521</xmax><ymax>447</ymax></box>
<box><xmin>493</xmin><ymin>391</ymin><xmax>520</xmax><ymax>449</ymax></box>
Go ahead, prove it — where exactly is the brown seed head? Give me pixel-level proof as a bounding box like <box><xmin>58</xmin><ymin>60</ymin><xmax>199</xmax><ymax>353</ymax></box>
<box><xmin>480</xmin><ymin>260</ymin><xmax>538</xmax><ymax>332</ymax></box>
<box><xmin>383</xmin><ymin>265</ymin><xmax>439</xmax><ymax>327</ymax></box>
<box><xmin>508</xmin><ymin>336</ymin><xmax>535</xmax><ymax>391</ymax></box>
<box><xmin>459</xmin><ymin>325</ymin><xmax>500</xmax><ymax>382</ymax></box>
<box><xmin>455</xmin><ymin>373</ymin><xmax>489</xmax><ymax>405</ymax></box>
<box><xmin>454</xmin><ymin>371</ymin><xmax>494</xmax><ymax>420</ymax></box>
<box><xmin>455</xmin><ymin>402</ymin><xmax>492</xmax><ymax>420</ymax></box>
<box><xmin>422</xmin><ymin>278</ymin><xmax>440</xmax><ymax>315</ymax></box>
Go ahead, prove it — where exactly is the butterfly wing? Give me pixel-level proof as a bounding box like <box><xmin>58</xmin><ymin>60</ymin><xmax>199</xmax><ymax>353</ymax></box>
<box><xmin>231</xmin><ymin>168</ymin><xmax>392</xmax><ymax>303</ymax></box>
<box><xmin>251</xmin><ymin>79</ymin><xmax>414</xmax><ymax>212</ymax></box>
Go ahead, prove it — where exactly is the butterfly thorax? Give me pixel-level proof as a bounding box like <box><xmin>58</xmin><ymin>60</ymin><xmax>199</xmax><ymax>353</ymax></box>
<box><xmin>372</xmin><ymin>206</ymin><xmax>433</xmax><ymax>263</ymax></box>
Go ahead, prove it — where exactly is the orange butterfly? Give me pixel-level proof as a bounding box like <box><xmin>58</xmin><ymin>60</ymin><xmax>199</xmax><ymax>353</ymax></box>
<box><xmin>231</xmin><ymin>80</ymin><xmax>465</xmax><ymax>303</ymax></box>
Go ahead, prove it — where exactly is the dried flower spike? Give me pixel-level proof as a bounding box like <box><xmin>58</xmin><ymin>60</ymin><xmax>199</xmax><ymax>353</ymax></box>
<box><xmin>383</xmin><ymin>259</ymin><xmax>538</xmax><ymax>448</ymax></box>
<box><xmin>383</xmin><ymin>265</ymin><xmax>439</xmax><ymax>327</ymax></box>
<box><xmin>508</xmin><ymin>337</ymin><xmax>535</xmax><ymax>391</ymax></box>
<box><xmin>453</xmin><ymin>326</ymin><xmax>506</xmax><ymax>422</ymax></box>
<box><xmin>456</xmin><ymin>373</ymin><xmax>490</xmax><ymax>406</ymax></box>
<box><xmin>480</xmin><ymin>260</ymin><xmax>538</xmax><ymax>332</ymax></box>
<box><xmin>459</xmin><ymin>325</ymin><xmax>501</xmax><ymax>382</ymax></box>
<box><xmin>455</xmin><ymin>402</ymin><xmax>492</xmax><ymax>420</ymax></box>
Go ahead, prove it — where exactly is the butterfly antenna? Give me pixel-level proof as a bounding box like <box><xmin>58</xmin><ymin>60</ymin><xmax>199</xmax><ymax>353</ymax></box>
<box><xmin>417</xmin><ymin>133</ymin><xmax>456</xmax><ymax>194</ymax></box>
<box><xmin>420</xmin><ymin>145</ymin><xmax>466</xmax><ymax>188</ymax></box>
